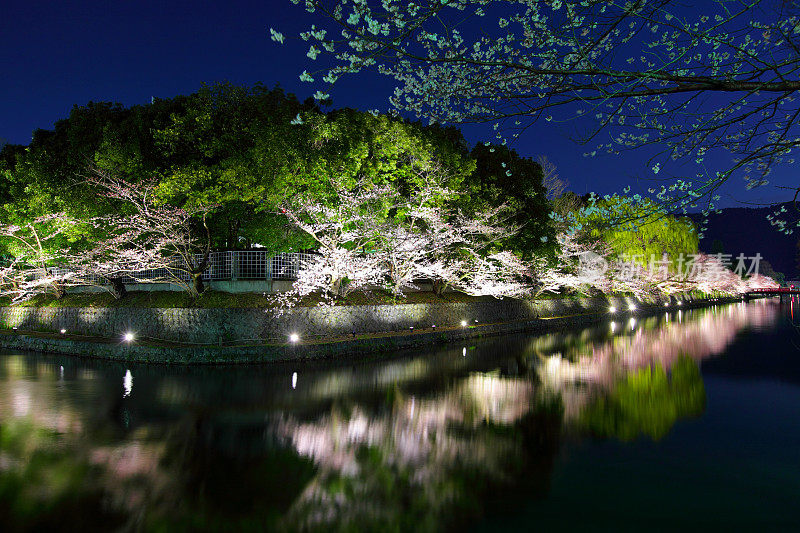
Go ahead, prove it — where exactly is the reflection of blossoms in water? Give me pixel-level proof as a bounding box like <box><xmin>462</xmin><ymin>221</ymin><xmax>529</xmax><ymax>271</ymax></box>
<box><xmin>282</xmin><ymin>374</ymin><xmax>533</xmax><ymax>474</ymax></box>
<box><xmin>0</xmin><ymin>301</ymin><xmax>783</xmax><ymax>531</ymax></box>
<box><xmin>0</xmin><ymin>374</ymin><xmax>85</xmax><ymax>435</ymax></box>
<box><xmin>540</xmin><ymin>301</ymin><xmax>777</xmax><ymax>386</ymax></box>
<box><xmin>535</xmin><ymin>302</ymin><xmax>778</xmax><ymax>421</ymax></box>
<box><xmin>277</xmin><ymin>375</ymin><xmax>535</xmax><ymax>530</ymax></box>
<box><xmin>277</xmin><ymin>302</ymin><xmax>780</xmax><ymax>529</ymax></box>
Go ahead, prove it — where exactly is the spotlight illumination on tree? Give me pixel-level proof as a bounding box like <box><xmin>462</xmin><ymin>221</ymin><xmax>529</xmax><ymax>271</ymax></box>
<box><xmin>278</xmin><ymin>166</ymin><xmax>531</xmax><ymax>301</ymax></box>
<box><xmin>85</xmin><ymin>169</ymin><xmax>215</xmax><ymax>297</ymax></box>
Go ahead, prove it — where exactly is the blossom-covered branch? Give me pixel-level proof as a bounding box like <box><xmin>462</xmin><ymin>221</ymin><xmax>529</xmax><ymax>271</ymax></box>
<box><xmin>279</xmin><ymin>170</ymin><xmax>527</xmax><ymax>299</ymax></box>
<box><xmin>281</xmin><ymin>0</ymin><xmax>800</xmax><ymax>215</ymax></box>
<box><xmin>87</xmin><ymin>170</ymin><xmax>215</xmax><ymax>296</ymax></box>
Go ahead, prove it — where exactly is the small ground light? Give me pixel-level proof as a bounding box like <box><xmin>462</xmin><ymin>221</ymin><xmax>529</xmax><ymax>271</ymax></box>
<box><xmin>664</xmin><ymin>302</ymin><xmax>669</xmax><ymax>307</ymax></box>
<box><xmin>474</xmin><ymin>319</ymin><xmax>478</xmax><ymax>324</ymax></box>
<box><xmin>410</xmin><ymin>326</ymin><xmax>414</xmax><ymax>332</ymax></box>
<box><xmin>461</xmin><ymin>320</ymin><xmax>467</xmax><ymax>327</ymax></box>
<box><xmin>629</xmin><ymin>303</ymin><xmax>637</xmax><ymax>311</ymax></box>
<box><xmin>60</xmin><ymin>329</ymin><xmax>66</xmax><ymax>334</ymax></box>
<box><xmin>12</xmin><ymin>327</ymin><xmax>17</xmax><ymax>332</ymax></box>
<box><xmin>432</xmin><ymin>324</ymin><xmax>436</xmax><ymax>329</ymax></box>
<box><xmin>123</xmin><ymin>332</ymin><xmax>135</xmax><ymax>342</ymax></box>
<box><xmin>677</xmin><ymin>301</ymin><xmax>683</xmax><ymax>306</ymax></box>
<box><xmin>289</xmin><ymin>333</ymin><xmax>299</xmax><ymax>343</ymax></box>
<box><xmin>609</xmin><ymin>306</ymin><xmax>617</xmax><ymax>313</ymax></box>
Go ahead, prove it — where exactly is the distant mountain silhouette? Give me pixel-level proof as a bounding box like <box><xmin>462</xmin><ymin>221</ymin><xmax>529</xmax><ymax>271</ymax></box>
<box><xmin>690</xmin><ymin>203</ymin><xmax>799</xmax><ymax>279</ymax></box>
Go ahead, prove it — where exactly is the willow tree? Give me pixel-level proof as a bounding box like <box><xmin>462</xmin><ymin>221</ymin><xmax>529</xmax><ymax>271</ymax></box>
<box><xmin>575</xmin><ymin>194</ymin><xmax>699</xmax><ymax>265</ymax></box>
<box><xmin>276</xmin><ymin>0</ymin><xmax>800</xmax><ymax>224</ymax></box>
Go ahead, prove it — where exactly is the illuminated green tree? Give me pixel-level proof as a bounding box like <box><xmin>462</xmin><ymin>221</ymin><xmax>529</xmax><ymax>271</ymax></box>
<box><xmin>571</xmin><ymin>194</ymin><xmax>698</xmax><ymax>266</ymax></box>
<box><xmin>151</xmin><ymin>83</ymin><xmax>314</xmax><ymax>250</ymax></box>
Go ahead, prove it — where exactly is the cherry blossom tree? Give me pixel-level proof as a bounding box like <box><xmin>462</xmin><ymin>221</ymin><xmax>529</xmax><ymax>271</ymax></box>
<box><xmin>535</xmin><ymin>232</ymin><xmax>612</xmax><ymax>295</ymax></box>
<box><xmin>279</xmin><ymin>175</ymin><xmax>394</xmax><ymax>298</ymax></box>
<box><xmin>746</xmin><ymin>272</ymin><xmax>781</xmax><ymax>291</ymax></box>
<box><xmin>408</xmin><ymin>202</ymin><xmax>518</xmax><ymax>295</ymax></box>
<box><xmin>87</xmin><ymin>170</ymin><xmax>215</xmax><ymax>297</ymax></box>
<box><xmin>0</xmin><ymin>214</ymin><xmax>84</xmax><ymax>301</ymax></box>
<box><xmin>65</xmin><ymin>236</ymin><xmax>169</xmax><ymax>299</ymax></box>
<box><xmin>457</xmin><ymin>250</ymin><xmax>531</xmax><ymax>298</ymax></box>
<box><xmin>278</xmin><ymin>0</ymin><xmax>800</xmax><ymax>215</ymax></box>
<box><xmin>294</xmin><ymin>248</ymin><xmax>385</xmax><ymax>299</ymax></box>
<box><xmin>280</xmin><ymin>170</ymin><xmax>526</xmax><ymax>299</ymax></box>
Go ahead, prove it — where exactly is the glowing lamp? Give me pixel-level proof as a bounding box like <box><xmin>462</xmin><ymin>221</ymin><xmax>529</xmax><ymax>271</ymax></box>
<box><xmin>460</xmin><ymin>320</ymin><xmax>467</xmax><ymax>327</ymax></box>
<box><xmin>123</xmin><ymin>332</ymin><xmax>135</xmax><ymax>342</ymax></box>
<box><xmin>289</xmin><ymin>333</ymin><xmax>299</xmax><ymax>343</ymax></box>
<box><xmin>609</xmin><ymin>306</ymin><xmax>617</xmax><ymax>313</ymax></box>
<box><xmin>60</xmin><ymin>329</ymin><xmax>67</xmax><ymax>335</ymax></box>
<box><xmin>629</xmin><ymin>303</ymin><xmax>637</xmax><ymax>311</ymax></box>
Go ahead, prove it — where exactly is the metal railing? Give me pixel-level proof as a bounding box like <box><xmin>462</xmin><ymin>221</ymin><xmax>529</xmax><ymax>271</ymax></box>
<box><xmin>31</xmin><ymin>251</ymin><xmax>318</xmax><ymax>286</ymax></box>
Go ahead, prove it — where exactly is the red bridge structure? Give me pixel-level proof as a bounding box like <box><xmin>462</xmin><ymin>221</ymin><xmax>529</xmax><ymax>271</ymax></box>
<box><xmin>748</xmin><ymin>287</ymin><xmax>800</xmax><ymax>296</ymax></box>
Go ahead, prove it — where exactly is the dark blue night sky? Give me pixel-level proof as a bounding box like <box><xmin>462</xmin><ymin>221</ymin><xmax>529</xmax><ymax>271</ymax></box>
<box><xmin>0</xmin><ymin>0</ymin><xmax>793</xmax><ymax>207</ymax></box>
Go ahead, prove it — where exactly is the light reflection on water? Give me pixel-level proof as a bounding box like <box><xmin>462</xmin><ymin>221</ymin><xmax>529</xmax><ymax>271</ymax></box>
<box><xmin>0</xmin><ymin>300</ymin><xmax>793</xmax><ymax>531</ymax></box>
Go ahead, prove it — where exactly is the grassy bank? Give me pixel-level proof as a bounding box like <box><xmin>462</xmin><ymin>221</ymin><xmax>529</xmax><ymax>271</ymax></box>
<box><xmin>0</xmin><ymin>289</ymin><xmax>518</xmax><ymax>309</ymax></box>
<box><xmin>0</xmin><ymin>288</ymin><xmax>711</xmax><ymax>310</ymax></box>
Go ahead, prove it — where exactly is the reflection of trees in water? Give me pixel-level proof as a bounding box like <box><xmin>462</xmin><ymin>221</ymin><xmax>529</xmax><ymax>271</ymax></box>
<box><xmin>0</xmin><ymin>302</ymin><xmax>780</xmax><ymax>530</ymax></box>
<box><xmin>143</xmin><ymin>414</ymin><xmax>316</xmax><ymax>531</ymax></box>
<box><xmin>579</xmin><ymin>356</ymin><xmax>706</xmax><ymax>441</ymax></box>
<box><xmin>0</xmin><ymin>418</ymin><xmax>128</xmax><ymax>531</ymax></box>
<box><xmin>272</xmin><ymin>303</ymin><xmax>778</xmax><ymax>529</ymax></box>
<box><xmin>275</xmin><ymin>375</ymin><xmax>557</xmax><ymax>531</ymax></box>
<box><xmin>533</xmin><ymin>302</ymin><xmax>778</xmax><ymax>422</ymax></box>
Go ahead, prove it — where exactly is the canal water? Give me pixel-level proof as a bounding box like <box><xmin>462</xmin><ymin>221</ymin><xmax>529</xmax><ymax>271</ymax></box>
<box><xmin>0</xmin><ymin>299</ymin><xmax>797</xmax><ymax>531</ymax></box>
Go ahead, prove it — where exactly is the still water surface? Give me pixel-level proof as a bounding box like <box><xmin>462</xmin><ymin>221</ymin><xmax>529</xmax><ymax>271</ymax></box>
<box><xmin>0</xmin><ymin>299</ymin><xmax>798</xmax><ymax>531</ymax></box>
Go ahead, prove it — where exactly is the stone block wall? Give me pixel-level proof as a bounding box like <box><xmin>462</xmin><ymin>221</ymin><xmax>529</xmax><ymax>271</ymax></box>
<box><xmin>0</xmin><ymin>294</ymin><xmax>651</xmax><ymax>345</ymax></box>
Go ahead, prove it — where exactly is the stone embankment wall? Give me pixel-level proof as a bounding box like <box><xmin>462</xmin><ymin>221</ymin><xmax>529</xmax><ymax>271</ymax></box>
<box><xmin>0</xmin><ymin>294</ymin><xmax>658</xmax><ymax>345</ymax></box>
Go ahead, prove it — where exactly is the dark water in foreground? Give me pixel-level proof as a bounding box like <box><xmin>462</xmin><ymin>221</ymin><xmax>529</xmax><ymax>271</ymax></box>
<box><xmin>0</xmin><ymin>299</ymin><xmax>798</xmax><ymax>531</ymax></box>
